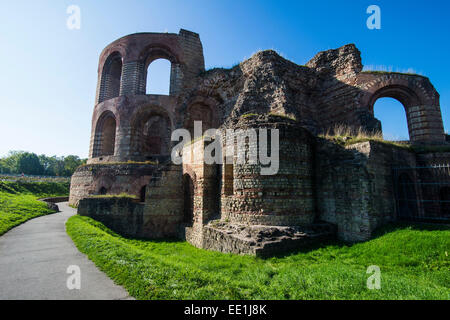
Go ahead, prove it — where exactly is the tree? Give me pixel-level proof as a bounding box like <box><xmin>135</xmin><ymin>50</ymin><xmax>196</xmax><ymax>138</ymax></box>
<box><xmin>16</xmin><ymin>152</ymin><xmax>44</xmax><ymax>175</ymax></box>
<box><xmin>1</xmin><ymin>151</ymin><xmax>86</xmax><ymax>176</ymax></box>
<box><xmin>0</xmin><ymin>160</ymin><xmax>11</xmax><ymax>174</ymax></box>
<box><xmin>2</xmin><ymin>151</ymin><xmax>23</xmax><ymax>173</ymax></box>
<box><xmin>63</xmin><ymin>155</ymin><xmax>82</xmax><ymax>176</ymax></box>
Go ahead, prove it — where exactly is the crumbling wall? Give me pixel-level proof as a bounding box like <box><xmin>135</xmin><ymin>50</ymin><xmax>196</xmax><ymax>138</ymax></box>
<box><xmin>316</xmin><ymin>139</ymin><xmax>417</xmax><ymax>241</ymax></box>
<box><xmin>220</xmin><ymin>115</ymin><xmax>316</xmax><ymax>226</ymax></box>
<box><xmin>141</xmin><ymin>164</ymin><xmax>184</xmax><ymax>238</ymax></box>
<box><xmin>182</xmin><ymin>139</ymin><xmax>220</xmax><ymax>247</ymax></box>
<box><xmin>69</xmin><ymin>163</ymin><xmax>157</xmax><ymax>206</ymax></box>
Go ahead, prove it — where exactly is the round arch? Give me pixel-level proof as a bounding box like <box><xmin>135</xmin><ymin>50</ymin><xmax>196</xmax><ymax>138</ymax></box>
<box><xmin>129</xmin><ymin>105</ymin><xmax>173</xmax><ymax>158</ymax></box>
<box><xmin>368</xmin><ymin>85</ymin><xmax>422</xmax><ymax>113</ymax></box>
<box><xmin>182</xmin><ymin>96</ymin><xmax>220</xmax><ymax>139</ymax></box>
<box><xmin>98</xmin><ymin>52</ymin><xmax>123</xmax><ymax>103</ymax></box>
<box><xmin>93</xmin><ymin>111</ymin><xmax>117</xmax><ymax>157</ymax></box>
<box><xmin>146</xmin><ymin>58</ymin><xmax>171</xmax><ymax>95</ymax></box>
<box><xmin>139</xmin><ymin>45</ymin><xmax>182</xmax><ymax>96</ymax></box>
<box><xmin>184</xmin><ymin>103</ymin><xmax>214</xmax><ymax>138</ymax></box>
<box><xmin>359</xmin><ymin>74</ymin><xmax>444</xmax><ymax>143</ymax></box>
<box><xmin>373</xmin><ymin>97</ymin><xmax>410</xmax><ymax>140</ymax></box>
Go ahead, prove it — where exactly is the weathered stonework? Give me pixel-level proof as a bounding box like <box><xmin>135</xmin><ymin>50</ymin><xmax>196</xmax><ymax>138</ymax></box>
<box><xmin>199</xmin><ymin>222</ymin><xmax>336</xmax><ymax>258</ymax></box>
<box><xmin>70</xmin><ymin>29</ymin><xmax>449</xmax><ymax>256</ymax></box>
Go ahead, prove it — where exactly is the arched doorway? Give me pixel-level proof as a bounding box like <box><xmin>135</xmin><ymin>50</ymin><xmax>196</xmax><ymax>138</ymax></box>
<box><xmin>183</xmin><ymin>174</ymin><xmax>194</xmax><ymax>226</ymax></box>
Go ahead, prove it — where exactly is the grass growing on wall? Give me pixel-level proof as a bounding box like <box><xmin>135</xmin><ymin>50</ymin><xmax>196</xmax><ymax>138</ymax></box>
<box><xmin>66</xmin><ymin>216</ymin><xmax>449</xmax><ymax>300</ymax></box>
<box><xmin>319</xmin><ymin>124</ymin><xmax>411</xmax><ymax>149</ymax></box>
<box><xmin>0</xmin><ymin>180</ymin><xmax>70</xmax><ymax>235</ymax></box>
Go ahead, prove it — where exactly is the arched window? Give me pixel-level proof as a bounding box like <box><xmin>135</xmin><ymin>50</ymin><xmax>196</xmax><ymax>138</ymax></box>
<box><xmin>184</xmin><ymin>103</ymin><xmax>213</xmax><ymax>139</ymax></box>
<box><xmin>93</xmin><ymin>112</ymin><xmax>117</xmax><ymax>157</ymax></box>
<box><xmin>99</xmin><ymin>52</ymin><xmax>123</xmax><ymax>102</ymax></box>
<box><xmin>130</xmin><ymin>110</ymin><xmax>171</xmax><ymax>158</ymax></box>
<box><xmin>146</xmin><ymin>58</ymin><xmax>171</xmax><ymax>95</ymax></box>
<box><xmin>141</xmin><ymin>115</ymin><xmax>170</xmax><ymax>155</ymax></box>
<box><xmin>373</xmin><ymin>97</ymin><xmax>409</xmax><ymax>141</ymax></box>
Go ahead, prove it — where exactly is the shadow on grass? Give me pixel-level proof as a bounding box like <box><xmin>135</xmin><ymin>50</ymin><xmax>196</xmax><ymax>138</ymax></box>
<box><xmin>371</xmin><ymin>221</ymin><xmax>450</xmax><ymax>238</ymax></box>
<box><xmin>260</xmin><ymin>239</ymin><xmax>345</xmax><ymax>259</ymax></box>
<box><xmin>80</xmin><ymin>215</ymin><xmax>450</xmax><ymax>260</ymax></box>
<box><xmin>262</xmin><ymin>221</ymin><xmax>450</xmax><ymax>259</ymax></box>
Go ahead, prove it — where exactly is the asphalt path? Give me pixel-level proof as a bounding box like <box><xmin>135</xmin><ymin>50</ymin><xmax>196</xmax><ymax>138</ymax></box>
<box><xmin>0</xmin><ymin>202</ymin><xmax>132</xmax><ymax>300</ymax></box>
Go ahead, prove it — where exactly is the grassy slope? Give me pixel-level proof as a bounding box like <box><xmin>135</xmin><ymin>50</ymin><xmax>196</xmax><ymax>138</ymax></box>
<box><xmin>0</xmin><ymin>181</ymin><xmax>70</xmax><ymax>235</ymax></box>
<box><xmin>66</xmin><ymin>216</ymin><xmax>450</xmax><ymax>300</ymax></box>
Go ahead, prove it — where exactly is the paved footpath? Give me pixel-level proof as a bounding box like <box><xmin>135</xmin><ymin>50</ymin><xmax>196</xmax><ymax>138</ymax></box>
<box><xmin>0</xmin><ymin>202</ymin><xmax>132</xmax><ymax>300</ymax></box>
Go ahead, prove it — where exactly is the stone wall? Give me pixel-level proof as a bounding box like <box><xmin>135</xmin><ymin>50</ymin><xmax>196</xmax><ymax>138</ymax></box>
<box><xmin>141</xmin><ymin>164</ymin><xmax>184</xmax><ymax>238</ymax></box>
<box><xmin>316</xmin><ymin>139</ymin><xmax>417</xmax><ymax>241</ymax></box>
<box><xmin>221</xmin><ymin>115</ymin><xmax>316</xmax><ymax>226</ymax></box>
<box><xmin>200</xmin><ymin>222</ymin><xmax>336</xmax><ymax>257</ymax></box>
<box><xmin>77</xmin><ymin>164</ymin><xmax>184</xmax><ymax>239</ymax></box>
<box><xmin>95</xmin><ymin>29</ymin><xmax>204</xmax><ymax>103</ymax></box>
<box><xmin>182</xmin><ymin>138</ymin><xmax>220</xmax><ymax>247</ymax></box>
<box><xmin>69</xmin><ymin>163</ymin><xmax>157</xmax><ymax>206</ymax></box>
<box><xmin>78</xmin><ymin>197</ymin><xmax>145</xmax><ymax>238</ymax></box>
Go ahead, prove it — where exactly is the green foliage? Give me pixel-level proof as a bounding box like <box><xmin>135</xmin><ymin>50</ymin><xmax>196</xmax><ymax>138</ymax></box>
<box><xmin>0</xmin><ymin>180</ymin><xmax>70</xmax><ymax>196</ymax></box>
<box><xmin>66</xmin><ymin>217</ymin><xmax>450</xmax><ymax>300</ymax></box>
<box><xmin>17</xmin><ymin>152</ymin><xmax>44</xmax><ymax>175</ymax></box>
<box><xmin>0</xmin><ymin>181</ymin><xmax>70</xmax><ymax>235</ymax></box>
<box><xmin>0</xmin><ymin>151</ymin><xmax>86</xmax><ymax>177</ymax></box>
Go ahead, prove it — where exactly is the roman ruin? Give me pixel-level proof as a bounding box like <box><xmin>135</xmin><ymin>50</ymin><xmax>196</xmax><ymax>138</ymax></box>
<box><xmin>69</xmin><ymin>29</ymin><xmax>449</xmax><ymax>256</ymax></box>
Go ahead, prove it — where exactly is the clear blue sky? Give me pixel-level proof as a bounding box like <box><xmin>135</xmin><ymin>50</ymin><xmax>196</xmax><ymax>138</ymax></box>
<box><xmin>0</xmin><ymin>0</ymin><xmax>448</xmax><ymax>158</ymax></box>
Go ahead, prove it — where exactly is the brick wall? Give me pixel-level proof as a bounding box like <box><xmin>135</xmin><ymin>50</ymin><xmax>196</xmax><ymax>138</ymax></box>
<box><xmin>69</xmin><ymin>163</ymin><xmax>157</xmax><ymax>206</ymax></box>
<box><xmin>316</xmin><ymin>139</ymin><xmax>417</xmax><ymax>241</ymax></box>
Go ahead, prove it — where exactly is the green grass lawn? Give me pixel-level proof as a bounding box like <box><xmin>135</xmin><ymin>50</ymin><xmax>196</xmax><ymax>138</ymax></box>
<box><xmin>66</xmin><ymin>216</ymin><xmax>450</xmax><ymax>300</ymax></box>
<box><xmin>0</xmin><ymin>180</ymin><xmax>70</xmax><ymax>235</ymax></box>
